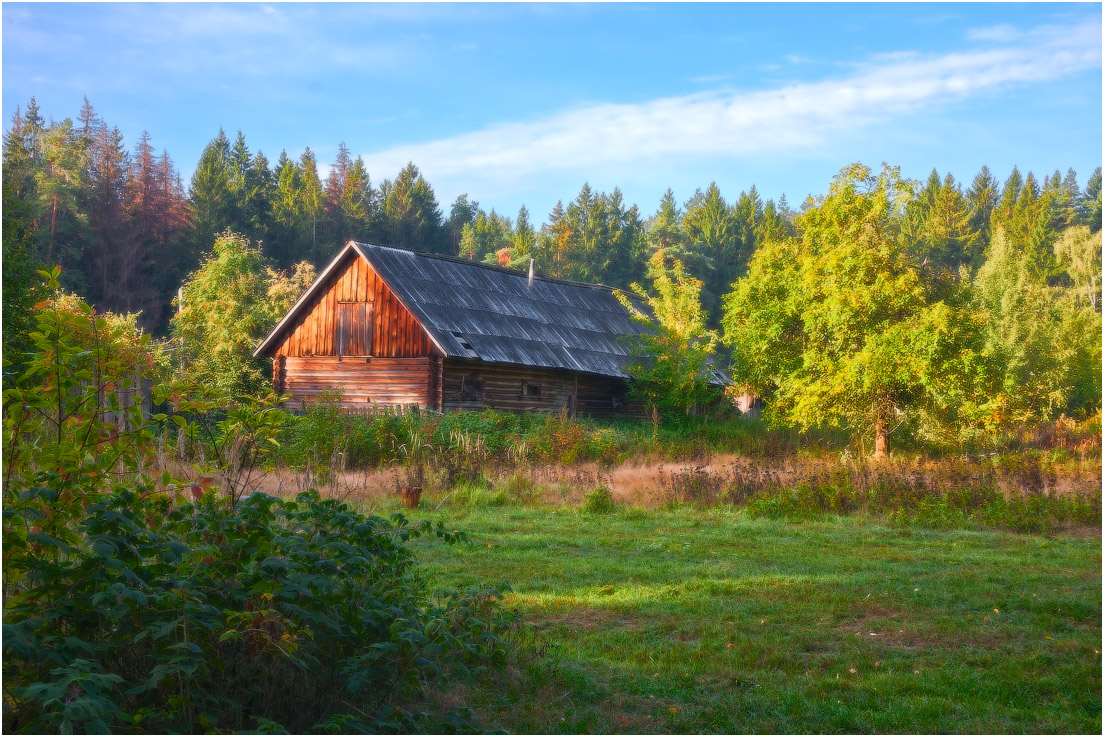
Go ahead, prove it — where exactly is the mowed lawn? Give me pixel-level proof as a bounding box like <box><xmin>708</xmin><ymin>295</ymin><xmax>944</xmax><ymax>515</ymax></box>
<box><xmin>410</xmin><ymin>506</ymin><xmax>1101</xmax><ymax>734</ymax></box>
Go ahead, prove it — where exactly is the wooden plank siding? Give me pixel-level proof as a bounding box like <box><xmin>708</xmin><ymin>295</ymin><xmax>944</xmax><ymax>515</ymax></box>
<box><xmin>274</xmin><ymin>253</ymin><xmax>432</xmax><ymax>359</ymax></box>
<box><xmin>272</xmin><ymin>253</ymin><xmax>437</xmax><ymax>410</ymax></box>
<box><xmin>283</xmin><ymin>356</ymin><xmax>432</xmax><ymax>409</ymax></box>
<box><xmin>442</xmin><ymin>359</ymin><xmax>636</xmax><ymax>418</ymax></box>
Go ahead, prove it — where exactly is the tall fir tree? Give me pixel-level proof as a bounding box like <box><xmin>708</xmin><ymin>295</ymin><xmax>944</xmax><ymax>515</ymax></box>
<box><xmin>966</xmin><ymin>165</ymin><xmax>999</xmax><ymax>261</ymax></box>
<box><xmin>188</xmin><ymin>129</ymin><xmax>234</xmax><ymax>256</ymax></box>
<box><xmin>378</xmin><ymin>162</ymin><xmax>445</xmax><ymax>253</ymax></box>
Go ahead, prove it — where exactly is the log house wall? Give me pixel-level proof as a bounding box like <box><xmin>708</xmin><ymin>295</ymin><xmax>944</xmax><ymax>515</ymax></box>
<box><xmin>442</xmin><ymin>359</ymin><xmax>636</xmax><ymax>418</ymax></box>
<box><xmin>283</xmin><ymin>356</ymin><xmax>432</xmax><ymax>408</ymax></box>
<box><xmin>272</xmin><ymin>254</ymin><xmax>436</xmax><ymax>408</ymax></box>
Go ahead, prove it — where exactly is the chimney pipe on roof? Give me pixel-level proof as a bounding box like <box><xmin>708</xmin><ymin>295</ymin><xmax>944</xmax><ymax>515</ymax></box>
<box><xmin>528</xmin><ymin>258</ymin><xmax>535</xmax><ymax>289</ymax></box>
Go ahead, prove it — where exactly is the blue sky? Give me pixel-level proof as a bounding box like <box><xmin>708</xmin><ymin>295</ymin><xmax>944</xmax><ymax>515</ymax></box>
<box><xmin>3</xmin><ymin>2</ymin><xmax>1101</xmax><ymax>222</ymax></box>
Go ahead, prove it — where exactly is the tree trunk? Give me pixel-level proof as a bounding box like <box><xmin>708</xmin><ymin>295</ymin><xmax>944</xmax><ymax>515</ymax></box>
<box><xmin>48</xmin><ymin>196</ymin><xmax>59</xmax><ymax>261</ymax></box>
<box><xmin>874</xmin><ymin>415</ymin><xmax>889</xmax><ymax>458</ymax></box>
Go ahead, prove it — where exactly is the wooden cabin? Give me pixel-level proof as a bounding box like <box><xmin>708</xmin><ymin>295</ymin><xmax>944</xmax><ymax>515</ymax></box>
<box><xmin>254</xmin><ymin>241</ymin><xmax>727</xmax><ymax>417</ymax></box>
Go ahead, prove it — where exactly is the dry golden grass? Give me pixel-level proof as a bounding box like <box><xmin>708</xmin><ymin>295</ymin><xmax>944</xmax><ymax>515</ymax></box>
<box><xmin>215</xmin><ymin>451</ymin><xmax>1103</xmax><ymax>522</ymax></box>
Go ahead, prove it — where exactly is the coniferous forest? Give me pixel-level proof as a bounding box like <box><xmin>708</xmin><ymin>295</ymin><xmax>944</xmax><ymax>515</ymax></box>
<box><xmin>3</xmin><ymin>96</ymin><xmax>1102</xmax><ymax>446</ymax></box>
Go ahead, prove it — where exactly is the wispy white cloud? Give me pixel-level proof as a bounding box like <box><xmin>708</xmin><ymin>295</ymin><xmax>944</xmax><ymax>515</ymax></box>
<box><xmin>966</xmin><ymin>24</ymin><xmax>1023</xmax><ymax>43</ymax></box>
<box><xmin>363</xmin><ymin>20</ymin><xmax>1101</xmax><ymax>184</ymax></box>
<box><xmin>690</xmin><ymin>74</ymin><xmax>731</xmax><ymax>85</ymax></box>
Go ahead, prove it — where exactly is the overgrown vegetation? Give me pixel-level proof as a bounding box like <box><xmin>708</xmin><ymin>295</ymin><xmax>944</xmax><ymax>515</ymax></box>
<box><xmin>2</xmin><ymin>275</ymin><xmax>513</xmax><ymax>734</ymax></box>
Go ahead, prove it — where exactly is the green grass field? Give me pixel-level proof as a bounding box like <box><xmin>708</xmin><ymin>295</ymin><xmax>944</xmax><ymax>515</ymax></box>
<box><xmin>408</xmin><ymin>505</ymin><xmax>1101</xmax><ymax>734</ymax></box>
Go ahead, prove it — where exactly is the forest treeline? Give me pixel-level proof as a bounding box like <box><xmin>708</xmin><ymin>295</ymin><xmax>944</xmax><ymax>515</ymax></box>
<box><xmin>2</xmin><ymin>97</ymin><xmax>1101</xmax><ymax>450</ymax></box>
<box><xmin>8</xmin><ymin>97</ymin><xmax>1098</xmax><ymax>336</ymax></box>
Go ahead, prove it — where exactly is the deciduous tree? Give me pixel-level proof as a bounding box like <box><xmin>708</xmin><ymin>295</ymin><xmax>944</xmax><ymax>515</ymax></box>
<box><xmin>171</xmin><ymin>230</ymin><xmax>314</xmax><ymax>396</ymax></box>
<box><xmin>619</xmin><ymin>250</ymin><xmax>722</xmax><ymax>417</ymax></box>
<box><xmin>723</xmin><ymin>163</ymin><xmax>980</xmax><ymax>456</ymax></box>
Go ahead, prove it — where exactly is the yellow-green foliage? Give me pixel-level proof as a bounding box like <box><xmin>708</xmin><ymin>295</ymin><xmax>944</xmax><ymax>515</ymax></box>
<box><xmin>619</xmin><ymin>249</ymin><xmax>722</xmax><ymax>417</ymax></box>
<box><xmin>171</xmin><ymin>230</ymin><xmax>314</xmax><ymax>396</ymax></box>
<box><xmin>725</xmin><ymin>164</ymin><xmax>992</xmax><ymax>452</ymax></box>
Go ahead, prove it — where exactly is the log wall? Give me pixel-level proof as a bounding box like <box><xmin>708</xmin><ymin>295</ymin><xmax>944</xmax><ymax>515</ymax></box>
<box><xmin>442</xmin><ymin>359</ymin><xmax>636</xmax><ymax>418</ymax></box>
<box><xmin>281</xmin><ymin>356</ymin><xmax>432</xmax><ymax>409</ymax></box>
<box><xmin>275</xmin><ymin>254</ymin><xmax>432</xmax><ymax>358</ymax></box>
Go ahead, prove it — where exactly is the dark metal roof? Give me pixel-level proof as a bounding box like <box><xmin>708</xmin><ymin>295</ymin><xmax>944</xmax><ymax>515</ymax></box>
<box><xmin>350</xmin><ymin>242</ymin><xmax>649</xmax><ymax>378</ymax></box>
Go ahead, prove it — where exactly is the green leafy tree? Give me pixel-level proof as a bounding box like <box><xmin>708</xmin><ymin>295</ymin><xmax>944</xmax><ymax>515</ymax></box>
<box><xmin>1054</xmin><ymin>225</ymin><xmax>1102</xmax><ymax>310</ymax></box>
<box><xmin>723</xmin><ymin>163</ymin><xmax>981</xmax><ymax>456</ymax></box>
<box><xmin>619</xmin><ymin>250</ymin><xmax>722</xmax><ymax>417</ymax></box>
<box><xmin>3</xmin><ymin>273</ymin><xmax>511</xmax><ymax>734</ymax></box>
<box><xmin>171</xmin><ymin>230</ymin><xmax>315</xmax><ymax>396</ymax></box>
<box><xmin>973</xmin><ymin>226</ymin><xmax>1074</xmax><ymax>425</ymax></box>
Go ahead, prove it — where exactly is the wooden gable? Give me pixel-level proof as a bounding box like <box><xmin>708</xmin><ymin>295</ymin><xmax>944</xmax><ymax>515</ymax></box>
<box><xmin>273</xmin><ymin>251</ymin><xmax>433</xmax><ymax>359</ymax></box>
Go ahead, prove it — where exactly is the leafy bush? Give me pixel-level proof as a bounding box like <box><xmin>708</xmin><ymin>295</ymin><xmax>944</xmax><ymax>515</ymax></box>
<box><xmin>4</xmin><ymin>490</ymin><xmax>512</xmax><ymax>733</ymax></box>
<box><xmin>581</xmin><ymin>485</ymin><xmax>617</xmax><ymax>514</ymax></box>
<box><xmin>277</xmin><ymin>396</ymin><xmax>415</xmax><ymax>476</ymax></box>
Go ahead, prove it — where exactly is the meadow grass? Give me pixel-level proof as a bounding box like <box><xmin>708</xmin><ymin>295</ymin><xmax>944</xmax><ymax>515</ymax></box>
<box><xmin>405</xmin><ymin>504</ymin><xmax>1101</xmax><ymax>734</ymax></box>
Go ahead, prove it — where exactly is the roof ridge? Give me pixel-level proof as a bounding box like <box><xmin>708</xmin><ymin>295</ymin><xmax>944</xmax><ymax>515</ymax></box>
<box><xmin>350</xmin><ymin>240</ymin><xmax>644</xmax><ymax>300</ymax></box>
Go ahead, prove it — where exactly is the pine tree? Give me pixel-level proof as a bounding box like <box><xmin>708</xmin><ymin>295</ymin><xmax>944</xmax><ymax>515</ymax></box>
<box><xmin>447</xmin><ymin>194</ymin><xmax>479</xmax><ymax>255</ymax></box>
<box><xmin>755</xmin><ymin>198</ymin><xmax>793</xmax><ymax>245</ymax></box>
<box><xmin>902</xmin><ymin>170</ymin><xmax>979</xmax><ymax>279</ymax></box>
<box><xmin>299</xmin><ymin>148</ymin><xmax>325</xmax><ymax>261</ymax></box>
<box><xmin>270</xmin><ymin>151</ymin><xmax>304</xmax><ymax>267</ymax></box>
<box><xmin>681</xmin><ymin>182</ymin><xmax>736</xmax><ymax>322</ymax></box>
<box><xmin>322</xmin><ymin>144</ymin><xmax>375</xmax><ymax>249</ymax></box>
<box><xmin>378</xmin><ymin>162</ymin><xmax>444</xmax><ymax>253</ymax></box>
<box><xmin>2</xmin><ymin>118</ymin><xmax>43</xmax><ymax>367</ymax></box>
<box><xmin>84</xmin><ymin>122</ymin><xmax>132</xmax><ymax>312</ymax></box>
<box><xmin>189</xmin><ymin>129</ymin><xmax>234</xmax><ymax>255</ymax></box>
<box><xmin>1082</xmin><ymin>167</ymin><xmax>1102</xmax><ymax>232</ymax></box>
<box><xmin>966</xmin><ymin>165</ymin><xmax>999</xmax><ymax>258</ymax></box>
<box><xmin>540</xmin><ymin>200</ymin><xmax>573</xmax><ymax>277</ymax></box>
<box><xmin>648</xmin><ymin>188</ymin><xmax>684</xmax><ymax>253</ymax></box>
<box><xmin>512</xmin><ymin>204</ymin><xmax>536</xmax><ymax>262</ymax></box>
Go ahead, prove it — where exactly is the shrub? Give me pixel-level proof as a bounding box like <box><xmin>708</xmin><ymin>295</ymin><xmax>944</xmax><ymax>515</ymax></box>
<box><xmin>581</xmin><ymin>485</ymin><xmax>617</xmax><ymax>514</ymax></box>
<box><xmin>3</xmin><ymin>490</ymin><xmax>512</xmax><ymax>733</ymax></box>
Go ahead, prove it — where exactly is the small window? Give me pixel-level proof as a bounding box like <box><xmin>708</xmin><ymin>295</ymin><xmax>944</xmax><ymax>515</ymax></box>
<box><xmin>524</xmin><ymin>383</ymin><xmax>542</xmax><ymax>398</ymax></box>
<box><xmin>459</xmin><ymin>375</ymin><xmax>484</xmax><ymax>401</ymax></box>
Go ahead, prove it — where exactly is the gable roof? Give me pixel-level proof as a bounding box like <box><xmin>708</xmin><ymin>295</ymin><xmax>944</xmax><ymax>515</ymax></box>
<box><xmin>254</xmin><ymin>241</ymin><xmax>653</xmax><ymax>379</ymax></box>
